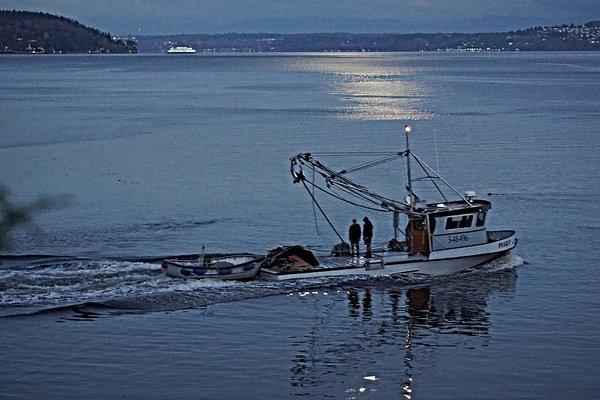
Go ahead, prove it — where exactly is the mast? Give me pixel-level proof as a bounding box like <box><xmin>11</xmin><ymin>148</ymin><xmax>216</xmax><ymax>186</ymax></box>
<box><xmin>404</xmin><ymin>124</ymin><xmax>414</xmax><ymax>212</ymax></box>
<box><xmin>403</xmin><ymin>124</ymin><xmax>415</xmax><ymax>248</ymax></box>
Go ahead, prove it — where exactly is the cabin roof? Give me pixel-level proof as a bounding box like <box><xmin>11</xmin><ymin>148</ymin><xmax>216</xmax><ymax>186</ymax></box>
<box><xmin>419</xmin><ymin>199</ymin><xmax>491</xmax><ymax>217</ymax></box>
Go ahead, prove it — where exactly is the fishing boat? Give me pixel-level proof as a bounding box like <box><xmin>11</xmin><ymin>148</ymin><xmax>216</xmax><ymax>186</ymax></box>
<box><xmin>162</xmin><ymin>253</ymin><xmax>263</xmax><ymax>280</ymax></box>
<box><xmin>260</xmin><ymin>125</ymin><xmax>517</xmax><ymax>281</ymax></box>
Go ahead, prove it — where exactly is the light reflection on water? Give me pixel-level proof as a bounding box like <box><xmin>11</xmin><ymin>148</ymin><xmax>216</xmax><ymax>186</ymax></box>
<box><xmin>284</xmin><ymin>56</ymin><xmax>434</xmax><ymax>120</ymax></box>
<box><xmin>287</xmin><ymin>267</ymin><xmax>517</xmax><ymax>398</ymax></box>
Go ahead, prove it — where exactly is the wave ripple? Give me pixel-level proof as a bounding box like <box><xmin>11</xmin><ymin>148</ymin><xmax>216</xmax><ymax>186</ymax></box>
<box><xmin>0</xmin><ymin>253</ymin><xmax>523</xmax><ymax>318</ymax></box>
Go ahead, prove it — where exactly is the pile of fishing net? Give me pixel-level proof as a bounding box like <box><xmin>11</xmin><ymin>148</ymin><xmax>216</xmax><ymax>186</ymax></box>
<box><xmin>261</xmin><ymin>245</ymin><xmax>319</xmax><ymax>272</ymax></box>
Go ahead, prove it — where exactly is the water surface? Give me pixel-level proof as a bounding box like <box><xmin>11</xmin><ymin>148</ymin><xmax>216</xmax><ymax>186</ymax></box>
<box><xmin>0</xmin><ymin>52</ymin><xmax>599</xmax><ymax>399</ymax></box>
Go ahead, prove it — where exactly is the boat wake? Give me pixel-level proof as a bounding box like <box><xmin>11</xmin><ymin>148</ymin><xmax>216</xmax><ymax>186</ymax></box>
<box><xmin>0</xmin><ymin>253</ymin><xmax>523</xmax><ymax>319</ymax></box>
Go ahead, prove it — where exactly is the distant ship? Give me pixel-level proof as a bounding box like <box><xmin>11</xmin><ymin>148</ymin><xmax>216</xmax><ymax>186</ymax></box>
<box><xmin>166</xmin><ymin>46</ymin><xmax>197</xmax><ymax>54</ymax></box>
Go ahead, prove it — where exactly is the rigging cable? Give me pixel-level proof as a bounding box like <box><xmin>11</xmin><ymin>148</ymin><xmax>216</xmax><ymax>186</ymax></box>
<box><xmin>300</xmin><ymin>179</ymin><xmax>345</xmax><ymax>244</ymax></box>
<box><xmin>311</xmin><ymin>167</ymin><xmax>319</xmax><ymax>235</ymax></box>
<box><xmin>311</xmin><ymin>151</ymin><xmax>399</xmax><ymax>157</ymax></box>
<box><xmin>410</xmin><ymin>153</ymin><xmax>449</xmax><ymax>203</ymax></box>
<box><xmin>411</xmin><ymin>152</ymin><xmax>470</xmax><ymax>205</ymax></box>
<box><xmin>339</xmin><ymin>154</ymin><xmax>404</xmax><ymax>175</ymax></box>
<box><xmin>303</xmin><ymin>176</ymin><xmax>389</xmax><ymax>212</ymax></box>
<box><xmin>298</xmin><ymin>157</ymin><xmax>414</xmax><ymax>214</ymax></box>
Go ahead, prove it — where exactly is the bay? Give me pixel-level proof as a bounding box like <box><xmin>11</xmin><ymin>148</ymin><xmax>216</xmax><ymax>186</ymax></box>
<box><xmin>0</xmin><ymin>52</ymin><xmax>599</xmax><ymax>399</ymax></box>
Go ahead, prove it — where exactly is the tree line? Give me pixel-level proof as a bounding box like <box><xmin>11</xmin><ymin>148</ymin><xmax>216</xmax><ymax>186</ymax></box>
<box><xmin>0</xmin><ymin>10</ymin><xmax>136</xmax><ymax>53</ymax></box>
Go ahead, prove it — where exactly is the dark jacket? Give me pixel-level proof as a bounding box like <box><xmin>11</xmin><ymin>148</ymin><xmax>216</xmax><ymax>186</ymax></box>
<box><xmin>349</xmin><ymin>223</ymin><xmax>361</xmax><ymax>243</ymax></box>
<box><xmin>363</xmin><ymin>219</ymin><xmax>373</xmax><ymax>239</ymax></box>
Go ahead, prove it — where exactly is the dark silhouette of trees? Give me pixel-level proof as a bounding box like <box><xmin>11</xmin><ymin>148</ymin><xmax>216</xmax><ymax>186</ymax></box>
<box><xmin>0</xmin><ymin>10</ymin><xmax>137</xmax><ymax>53</ymax></box>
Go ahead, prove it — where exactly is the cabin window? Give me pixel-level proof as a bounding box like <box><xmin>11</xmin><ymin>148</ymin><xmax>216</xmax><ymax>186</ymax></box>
<box><xmin>459</xmin><ymin>215</ymin><xmax>473</xmax><ymax>228</ymax></box>
<box><xmin>445</xmin><ymin>215</ymin><xmax>473</xmax><ymax>230</ymax></box>
<box><xmin>476</xmin><ymin>212</ymin><xmax>486</xmax><ymax>227</ymax></box>
<box><xmin>445</xmin><ymin>217</ymin><xmax>459</xmax><ymax>230</ymax></box>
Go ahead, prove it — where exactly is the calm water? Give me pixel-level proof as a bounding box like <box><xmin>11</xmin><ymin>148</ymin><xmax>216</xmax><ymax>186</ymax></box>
<box><xmin>0</xmin><ymin>53</ymin><xmax>599</xmax><ymax>399</ymax></box>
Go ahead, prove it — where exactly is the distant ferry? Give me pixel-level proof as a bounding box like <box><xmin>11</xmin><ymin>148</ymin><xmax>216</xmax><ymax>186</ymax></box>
<box><xmin>167</xmin><ymin>46</ymin><xmax>197</xmax><ymax>54</ymax></box>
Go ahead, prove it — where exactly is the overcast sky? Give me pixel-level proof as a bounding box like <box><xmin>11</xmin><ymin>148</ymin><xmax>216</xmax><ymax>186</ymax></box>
<box><xmin>2</xmin><ymin>0</ymin><xmax>599</xmax><ymax>35</ymax></box>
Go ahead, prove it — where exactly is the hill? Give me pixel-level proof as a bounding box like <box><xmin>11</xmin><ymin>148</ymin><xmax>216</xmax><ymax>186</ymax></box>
<box><xmin>138</xmin><ymin>21</ymin><xmax>600</xmax><ymax>53</ymax></box>
<box><xmin>0</xmin><ymin>10</ymin><xmax>136</xmax><ymax>54</ymax></box>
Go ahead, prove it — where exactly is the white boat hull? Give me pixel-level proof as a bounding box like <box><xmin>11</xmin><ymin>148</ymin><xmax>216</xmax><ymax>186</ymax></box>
<box><xmin>260</xmin><ymin>230</ymin><xmax>516</xmax><ymax>281</ymax></box>
<box><xmin>162</xmin><ymin>254</ymin><xmax>263</xmax><ymax>280</ymax></box>
<box><xmin>166</xmin><ymin>46</ymin><xmax>197</xmax><ymax>54</ymax></box>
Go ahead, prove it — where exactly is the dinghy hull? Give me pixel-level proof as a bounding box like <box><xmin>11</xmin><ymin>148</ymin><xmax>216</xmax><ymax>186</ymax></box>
<box><xmin>162</xmin><ymin>254</ymin><xmax>263</xmax><ymax>280</ymax></box>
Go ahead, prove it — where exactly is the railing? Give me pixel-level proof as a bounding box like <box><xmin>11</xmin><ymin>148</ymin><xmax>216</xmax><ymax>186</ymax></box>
<box><xmin>487</xmin><ymin>230</ymin><xmax>516</xmax><ymax>242</ymax></box>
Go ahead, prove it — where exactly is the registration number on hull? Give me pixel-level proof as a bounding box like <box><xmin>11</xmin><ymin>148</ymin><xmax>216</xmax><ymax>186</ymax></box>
<box><xmin>448</xmin><ymin>234</ymin><xmax>469</xmax><ymax>243</ymax></box>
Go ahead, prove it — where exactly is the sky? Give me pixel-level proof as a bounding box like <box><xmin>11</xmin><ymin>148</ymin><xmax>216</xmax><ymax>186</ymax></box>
<box><xmin>2</xmin><ymin>0</ymin><xmax>599</xmax><ymax>35</ymax></box>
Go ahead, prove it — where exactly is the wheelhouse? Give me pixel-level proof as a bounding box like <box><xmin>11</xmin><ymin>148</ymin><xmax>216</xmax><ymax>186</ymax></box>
<box><xmin>409</xmin><ymin>199</ymin><xmax>491</xmax><ymax>253</ymax></box>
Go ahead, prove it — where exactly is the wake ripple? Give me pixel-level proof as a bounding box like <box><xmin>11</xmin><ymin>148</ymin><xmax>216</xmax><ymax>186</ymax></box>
<box><xmin>0</xmin><ymin>253</ymin><xmax>523</xmax><ymax>318</ymax></box>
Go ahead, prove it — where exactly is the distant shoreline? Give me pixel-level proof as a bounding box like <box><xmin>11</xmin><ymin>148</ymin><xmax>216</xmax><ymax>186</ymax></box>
<box><xmin>137</xmin><ymin>22</ymin><xmax>600</xmax><ymax>53</ymax></box>
<box><xmin>2</xmin><ymin>49</ymin><xmax>599</xmax><ymax>56</ymax></box>
<box><xmin>2</xmin><ymin>10</ymin><xmax>598</xmax><ymax>54</ymax></box>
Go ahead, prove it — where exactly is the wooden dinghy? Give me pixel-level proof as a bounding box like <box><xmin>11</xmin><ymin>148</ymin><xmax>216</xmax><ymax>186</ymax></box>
<box><xmin>162</xmin><ymin>253</ymin><xmax>264</xmax><ymax>280</ymax></box>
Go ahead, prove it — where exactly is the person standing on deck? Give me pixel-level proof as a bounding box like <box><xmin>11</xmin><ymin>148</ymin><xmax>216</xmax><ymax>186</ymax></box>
<box><xmin>349</xmin><ymin>219</ymin><xmax>362</xmax><ymax>257</ymax></box>
<box><xmin>362</xmin><ymin>217</ymin><xmax>373</xmax><ymax>258</ymax></box>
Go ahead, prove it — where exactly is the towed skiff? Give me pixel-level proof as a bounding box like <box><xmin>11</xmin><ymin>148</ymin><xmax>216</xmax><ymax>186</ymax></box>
<box><xmin>162</xmin><ymin>253</ymin><xmax>263</xmax><ymax>280</ymax></box>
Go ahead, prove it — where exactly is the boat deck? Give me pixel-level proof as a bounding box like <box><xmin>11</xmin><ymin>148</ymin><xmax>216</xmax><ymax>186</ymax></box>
<box><xmin>317</xmin><ymin>252</ymin><xmax>409</xmax><ymax>268</ymax></box>
<box><xmin>261</xmin><ymin>251</ymin><xmax>427</xmax><ymax>275</ymax></box>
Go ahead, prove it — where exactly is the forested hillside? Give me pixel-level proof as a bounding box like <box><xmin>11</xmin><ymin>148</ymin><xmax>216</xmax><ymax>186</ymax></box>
<box><xmin>0</xmin><ymin>10</ymin><xmax>136</xmax><ymax>54</ymax></box>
